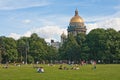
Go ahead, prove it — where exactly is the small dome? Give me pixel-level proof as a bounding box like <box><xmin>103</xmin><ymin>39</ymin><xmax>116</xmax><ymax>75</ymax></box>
<box><xmin>70</xmin><ymin>9</ymin><xmax>84</xmax><ymax>23</ymax></box>
<box><xmin>61</xmin><ymin>32</ymin><xmax>66</xmax><ymax>38</ymax></box>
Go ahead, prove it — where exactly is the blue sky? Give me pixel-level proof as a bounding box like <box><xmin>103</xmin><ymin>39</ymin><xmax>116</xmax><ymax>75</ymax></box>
<box><xmin>0</xmin><ymin>0</ymin><xmax>120</xmax><ymax>42</ymax></box>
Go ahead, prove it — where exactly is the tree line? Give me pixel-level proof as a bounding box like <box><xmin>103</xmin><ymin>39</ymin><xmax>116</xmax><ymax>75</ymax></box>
<box><xmin>59</xmin><ymin>28</ymin><xmax>120</xmax><ymax>64</ymax></box>
<box><xmin>0</xmin><ymin>33</ymin><xmax>58</xmax><ymax>64</ymax></box>
<box><xmin>0</xmin><ymin>28</ymin><xmax>120</xmax><ymax>64</ymax></box>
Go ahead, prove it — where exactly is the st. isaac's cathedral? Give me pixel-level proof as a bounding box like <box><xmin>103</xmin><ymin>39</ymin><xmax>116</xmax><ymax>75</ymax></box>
<box><xmin>51</xmin><ymin>9</ymin><xmax>87</xmax><ymax>48</ymax></box>
<box><xmin>68</xmin><ymin>9</ymin><xmax>86</xmax><ymax>35</ymax></box>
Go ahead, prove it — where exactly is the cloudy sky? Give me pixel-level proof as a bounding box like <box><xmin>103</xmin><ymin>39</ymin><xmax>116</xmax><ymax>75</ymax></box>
<box><xmin>0</xmin><ymin>0</ymin><xmax>120</xmax><ymax>42</ymax></box>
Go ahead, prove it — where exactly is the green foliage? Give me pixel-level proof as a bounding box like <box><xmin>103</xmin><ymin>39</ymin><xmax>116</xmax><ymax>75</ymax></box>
<box><xmin>0</xmin><ymin>28</ymin><xmax>120</xmax><ymax>63</ymax></box>
<box><xmin>86</xmin><ymin>28</ymin><xmax>120</xmax><ymax>63</ymax></box>
<box><xmin>59</xmin><ymin>34</ymin><xmax>80</xmax><ymax>61</ymax></box>
<box><xmin>59</xmin><ymin>28</ymin><xmax>120</xmax><ymax>63</ymax></box>
<box><xmin>0</xmin><ymin>33</ymin><xmax>58</xmax><ymax>63</ymax></box>
<box><xmin>0</xmin><ymin>37</ymin><xmax>18</xmax><ymax>63</ymax></box>
<box><xmin>87</xmin><ymin>28</ymin><xmax>106</xmax><ymax>60</ymax></box>
<box><xmin>46</xmin><ymin>46</ymin><xmax>58</xmax><ymax>61</ymax></box>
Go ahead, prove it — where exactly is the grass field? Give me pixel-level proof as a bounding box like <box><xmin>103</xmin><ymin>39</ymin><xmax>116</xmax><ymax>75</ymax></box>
<box><xmin>0</xmin><ymin>64</ymin><xmax>120</xmax><ymax>80</ymax></box>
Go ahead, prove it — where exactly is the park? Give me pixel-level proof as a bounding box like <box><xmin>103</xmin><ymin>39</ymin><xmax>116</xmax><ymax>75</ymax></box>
<box><xmin>0</xmin><ymin>64</ymin><xmax>120</xmax><ymax>80</ymax></box>
<box><xmin>0</xmin><ymin>1</ymin><xmax>120</xmax><ymax>80</ymax></box>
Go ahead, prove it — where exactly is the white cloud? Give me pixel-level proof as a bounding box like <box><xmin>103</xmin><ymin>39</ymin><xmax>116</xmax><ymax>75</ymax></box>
<box><xmin>0</xmin><ymin>0</ymin><xmax>51</xmax><ymax>10</ymax></box>
<box><xmin>86</xmin><ymin>18</ymin><xmax>120</xmax><ymax>33</ymax></box>
<box><xmin>8</xmin><ymin>33</ymin><xmax>21</xmax><ymax>40</ymax></box>
<box><xmin>85</xmin><ymin>10</ymin><xmax>120</xmax><ymax>23</ymax></box>
<box><xmin>8</xmin><ymin>26</ymin><xmax>67</xmax><ymax>42</ymax></box>
<box><xmin>31</xmin><ymin>26</ymin><xmax>67</xmax><ymax>42</ymax></box>
<box><xmin>8</xmin><ymin>31</ymin><xmax>32</xmax><ymax>40</ymax></box>
<box><xmin>22</xmin><ymin>19</ymin><xmax>32</xmax><ymax>24</ymax></box>
<box><xmin>23</xmin><ymin>31</ymin><xmax>32</xmax><ymax>37</ymax></box>
<box><xmin>85</xmin><ymin>10</ymin><xmax>120</xmax><ymax>33</ymax></box>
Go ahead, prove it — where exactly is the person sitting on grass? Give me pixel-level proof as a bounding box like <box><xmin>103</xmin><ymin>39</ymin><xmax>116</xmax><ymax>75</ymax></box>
<box><xmin>3</xmin><ymin>64</ymin><xmax>8</xmax><ymax>68</ymax></box>
<box><xmin>40</xmin><ymin>67</ymin><xmax>44</xmax><ymax>73</ymax></box>
<box><xmin>63</xmin><ymin>66</ymin><xmax>69</xmax><ymax>70</ymax></box>
<box><xmin>37</xmin><ymin>67</ymin><xmax>44</xmax><ymax>73</ymax></box>
<box><xmin>59</xmin><ymin>65</ymin><xmax>63</xmax><ymax>70</ymax></box>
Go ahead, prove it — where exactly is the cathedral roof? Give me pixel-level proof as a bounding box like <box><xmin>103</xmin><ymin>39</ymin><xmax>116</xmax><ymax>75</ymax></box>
<box><xmin>70</xmin><ymin>9</ymin><xmax>84</xmax><ymax>23</ymax></box>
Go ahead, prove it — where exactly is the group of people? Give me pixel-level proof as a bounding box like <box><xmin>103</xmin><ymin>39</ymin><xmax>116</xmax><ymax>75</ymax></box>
<box><xmin>36</xmin><ymin>60</ymin><xmax>96</xmax><ymax>73</ymax></box>
<box><xmin>59</xmin><ymin>65</ymin><xmax>69</xmax><ymax>70</ymax></box>
<box><xmin>58</xmin><ymin>60</ymin><xmax>97</xmax><ymax>70</ymax></box>
<box><xmin>71</xmin><ymin>65</ymin><xmax>80</xmax><ymax>70</ymax></box>
<box><xmin>59</xmin><ymin>64</ymin><xmax>80</xmax><ymax>70</ymax></box>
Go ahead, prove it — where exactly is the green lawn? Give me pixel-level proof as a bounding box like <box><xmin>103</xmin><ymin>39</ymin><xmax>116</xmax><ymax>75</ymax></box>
<box><xmin>0</xmin><ymin>64</ymin><xmax>120</xmax><ymax>80</ymax></box>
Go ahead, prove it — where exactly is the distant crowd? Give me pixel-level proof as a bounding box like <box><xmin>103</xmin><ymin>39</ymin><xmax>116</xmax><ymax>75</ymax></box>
<box><xmin>1</xmin><ymin>60</ymin><xmax>97</xmax><ymax>73</ymax></box>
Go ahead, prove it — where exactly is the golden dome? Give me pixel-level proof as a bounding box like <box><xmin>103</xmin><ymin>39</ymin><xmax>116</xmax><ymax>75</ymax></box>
<box><xmin>70</xmin><ymin>9</ymin><xmax>84</xmax><ymax>23</ymax></box>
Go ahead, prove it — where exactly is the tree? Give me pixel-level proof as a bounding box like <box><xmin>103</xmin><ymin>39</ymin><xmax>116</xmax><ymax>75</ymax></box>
<box><xmin>0</xmin><ymin>36</ymin><xmax>6</xmax><ymax>63</ymax></box>
<box><xmin>86</xmin><ymin>28</ymin><xmax>120</xmax><ymax>63</ymax></box>
<box><xmin>59</xmin><ymin>34</ymin><xmax>80</xmax><ymax>62</ymax></box>
<box><xmin>2</xmin><ymin>37</ymin><xmax>18</xmax><ymax>63</ymax></box>
<box><xmin>17</xmin><ymin>37</ymin><xmax>29</xmax><ymax>62</ymax></box>
<box><xmin>17</xmin><ymin>33</ymin><xmax>59</xmax><ymax>63</ymax></box>
<box><xmin>29</xmin><ymin>33</ymin><xmax>48</xmax><ymax>63</ymax></box>
<box><xmin>104</xmin><ymin>28</ymin><xmax>120</xmax><ymax>63</ymax></box>
<box><xmin>76</xmin><ymin>33</ymin><xmax>89</xmax><ymax>61</ymax></box>
<box><xmin>87</xmin><ymin>28</ymin><xmax>106</xmax><ymax>61</ymax></box>
<box><xmin>45</xmin><ymin>46</ymin><xmax>58</xmax><ymax>63</ymax></box>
